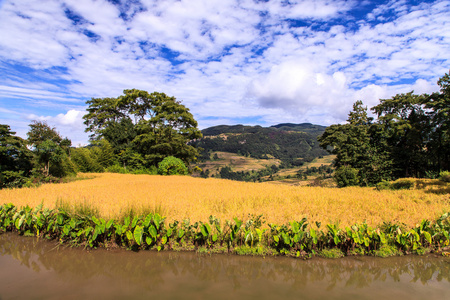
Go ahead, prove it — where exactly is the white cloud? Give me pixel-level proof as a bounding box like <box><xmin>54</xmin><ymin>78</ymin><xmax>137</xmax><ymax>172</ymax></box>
<box><xmin>0</xmin><ymin>0</ymin><xmax>449</xmax><ymax>144</ymax></box>
<box><xmin>25</xmin><ymin>109</ymin><xmax>88</xmax><ymax>146</ymax></box>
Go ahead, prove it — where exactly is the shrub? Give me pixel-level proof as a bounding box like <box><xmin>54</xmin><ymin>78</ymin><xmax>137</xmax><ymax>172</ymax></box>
<box><xmin>391</xmin><ymin>178</ymin><xmax>415</xmax><ymax>190</ymax></box>
<box><xmin>376</xmin><ymin>180</ymin><xmax>392</xmax><ymax>191</ymax></box>
<box><xmin>334</xmin><ymin>166</ymin><xmax>359</xmax><ymax>187</ymax></box>
<box><xmin>439</xmin><ymin>171</ymin><xmax>450</xmax><ymax>183</ymax></box>
<box><xmin>106</xmin><ymin>164</ymin><xmax>128</xmax><ymax>174</ymax></box>
<box><xmin>157</xmin><ymin>156</ymin><xmax>188</xmax><ymax>175</ymax></box>
<box><xmin>376</xmin><ymin>178</ymin><xmax>415</xmax><ymax>191</ymax></box>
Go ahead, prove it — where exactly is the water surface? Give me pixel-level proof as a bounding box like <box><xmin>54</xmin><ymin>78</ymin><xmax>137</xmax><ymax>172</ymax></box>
<box><xmin>0</xmin><ymin>233</ymin><xmax>449</xmax><ymax>299</ymax></box>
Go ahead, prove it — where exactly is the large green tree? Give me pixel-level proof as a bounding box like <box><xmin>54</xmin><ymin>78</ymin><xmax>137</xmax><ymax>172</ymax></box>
<box><xmin>83</xmin><ymin>89</ymin><xmax>202</xmax><ymax>167</ymax></box>
<box><xmin>0</xmin><ymin>125</ymin><xmax>34</xmax><ymax>188</ymax></box>
<box><xmin>372</xmin><ymin>92</ymin><xmax>430</xmax><ymax>178</ymax></box>
<box><xmin>424</xmin><ymin>72</ymin><xmax>450</xmax><ymax>172</ymax></box>
<box><xmin>318</xmin><ymin>101</ymin><xmax>393</xmax><ymax>186</ymax></box>
<box><xmin>320</xmin><ymin>72</ymin><xmax>450</xmax><ymax>186</ymax></box>
<box><xmin>27</xmin><ymin>121</ymin><xmax>75</xmax><ymax>178</ymax></box>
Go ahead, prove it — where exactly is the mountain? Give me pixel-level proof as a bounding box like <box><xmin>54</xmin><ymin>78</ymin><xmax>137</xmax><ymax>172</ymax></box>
<box><xmin>193</xmin><ymin>123</ymin><xmax>329</xmax><ymax>166</ymax></box>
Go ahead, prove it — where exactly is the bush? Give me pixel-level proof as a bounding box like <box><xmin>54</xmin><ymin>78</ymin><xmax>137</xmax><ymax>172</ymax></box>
<box><xmin>334</xmin><ymin>166</ymin><xmax>359</xmax><ymax>187</ymax></box>
<box><xmin>106</xmin><ymin>164</ymin><xmax>128</xmax><ymax>174</ymax></box>
<box><xmin>157</xmin><ymin>156</ymin><xmax>188</xmax><ymax>175</ymax></box>
<box><xmin>439</xmin><ymin>171</ymin><xmax>450</xmax><ymax>183</ymax></box>
<box><xmin>376</xmin><ymin>178</ymin><xmax>415</xmax><ymax>191</ymax></box>
<box><xmin>391</xmin><ymin>178</ymin><xmax>415</xmax><ymax>190</ymax></box>
<box><xmin>376</xmin><ymin>180</ymin><xmax>392</xmax><ymax>191</ymax></box>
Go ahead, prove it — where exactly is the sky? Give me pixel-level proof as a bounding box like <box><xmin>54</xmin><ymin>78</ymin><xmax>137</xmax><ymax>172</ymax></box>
<box><xmin>0</xmin><ymin>0</ymin><xmax>449</xmax><ymax>146</ymax></box>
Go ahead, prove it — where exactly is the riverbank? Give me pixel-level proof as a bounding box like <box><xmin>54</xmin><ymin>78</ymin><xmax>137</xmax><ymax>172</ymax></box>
<box><xmin>1</xmin><ymin>203</ymin><xmax>449</xmax><ymax>259</ymax></box>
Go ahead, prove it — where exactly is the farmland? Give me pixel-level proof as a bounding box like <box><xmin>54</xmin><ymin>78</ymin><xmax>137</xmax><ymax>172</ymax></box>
<box><xmin>1</xmin><ymin>173</ymin><xmax>448</xmax><ymax>228</ymax></box>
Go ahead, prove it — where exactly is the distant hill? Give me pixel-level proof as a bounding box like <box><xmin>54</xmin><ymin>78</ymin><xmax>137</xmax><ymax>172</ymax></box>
<box><xmin>192</xmin><ymin>123</ymin><xmax>329</xmax><ymax>166</ymax></box>
<box><xmin>270</xmin><ymin>123</ymin><xmax>326</xmax><ymax>135</ymax></box>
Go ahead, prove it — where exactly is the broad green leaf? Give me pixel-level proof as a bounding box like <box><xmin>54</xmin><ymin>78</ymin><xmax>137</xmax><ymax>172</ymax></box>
<box><xmin>166</xmin><ymin>228</ymin><xmax>173</xmax><ymax>237</ymax></box>
<box><xmin>149</xmin><ymin>225</ymin><xmax>157</xmax><ymax>239</ymax></box>
<box><xmin>126</xmin><ymin>230</ymin><xmax>133</xmax><ymax>242</ymax></box>
<box><xmin>423</xmin><ymin>231</ymin><xmax>432</xmax><ymax>244</ymax></box>
<box><xmin>134</xmin><ymin>225</ymin><xmax>143</xmax><ymax>246</ymax></box>
<box><xmin>161</xmin><ymin>236</ymin><xmax>167</xmax><ymax>245</ymax></box>
<box><xmin>153</xmin><ymin>214</ymin><xmax>161</xmax><ymax>229</ymax></box>
<box><xmin>106</xmin><ymin>219</ymin><xmax>114</xmax><ymax>230</ymax></box>
<box><xmin>69</xmin><ymin>218</ymin><xmax>76</xmax><ymax>229</ymax></box>
<box><xmin>131</xmin><ymin>216</ymin><xmax>139</xmax><ymax>229</ymax></box>
<box><xmin>143</xmin><ymin>214</ymin><xmax>152</xmax><ymax>228</ymax></box>
<box><xmin>212</xmin><ymin>233</ymin><xmax>218</xmax><ymax>242</ymax></box>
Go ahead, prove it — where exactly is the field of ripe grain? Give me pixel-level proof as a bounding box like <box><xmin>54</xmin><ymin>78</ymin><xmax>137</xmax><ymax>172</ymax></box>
<box><xmin>1</xmin><ymin>173</ymin><xmax>449</xmax><ymax>227</ymax></box>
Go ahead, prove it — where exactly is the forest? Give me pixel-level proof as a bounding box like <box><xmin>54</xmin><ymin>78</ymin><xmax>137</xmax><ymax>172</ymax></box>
<box><xmin>193</xmin><ymin>123</ymin><xmax>328</xmax><ymax>166</ymax></box>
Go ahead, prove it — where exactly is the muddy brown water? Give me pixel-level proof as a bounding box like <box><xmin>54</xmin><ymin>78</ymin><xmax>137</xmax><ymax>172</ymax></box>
<box><xmin>0</xmin><ymin>233</ymin><xmax>449</xmax><ymax>300</ymax></box>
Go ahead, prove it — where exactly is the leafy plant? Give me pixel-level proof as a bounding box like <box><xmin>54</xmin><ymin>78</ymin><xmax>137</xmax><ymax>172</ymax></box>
<box><xmin>157</xmin><ymin>156</ymin><xmax>188</xmax><ymax>175</ymax></box>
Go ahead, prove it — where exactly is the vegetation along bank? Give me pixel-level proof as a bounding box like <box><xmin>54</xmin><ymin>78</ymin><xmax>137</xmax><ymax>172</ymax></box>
<box><xmin>1</xmin><ymin>173</ymin><xmax>449</xmax><ymax>258</ymax></box>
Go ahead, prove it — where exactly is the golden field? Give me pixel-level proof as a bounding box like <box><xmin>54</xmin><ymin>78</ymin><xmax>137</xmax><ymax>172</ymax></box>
<box><xmin>1</xmin><ymin>173</ymin><xmax>449</xmax><ymax>228</ymax></box>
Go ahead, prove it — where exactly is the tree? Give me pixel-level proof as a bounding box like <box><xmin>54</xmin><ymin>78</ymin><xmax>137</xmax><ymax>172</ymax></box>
<box><xmin>83</xmin><ymin>89</ymin><xmax>203</xmax><ymax>167</ymax></box>
<box><xmin>372</xmin><ymin>92</ymin><xmax>430</xmax><ymax>178</ymax></box>
<box><xmin>26</xmin><ymin>121</ymin><xmax>74</xmax><ymax>178</ymax></box>
<box><xmin>0</xmin><ymin>125</ymin><xmax>33</xmax><ymax>188</ymax></box>
<box><xmin>318</xmin><ymin>101</ymin><xmax>393</xmax><ymax>186</ymax></box>
<box><xmin>424</xmin><ymin>71</ymin><xmax>450</xmax><ymax>172</ymax></box>
<box><xmin>27</xmin><ymin>120</ymin><xmax>63</xmax><ymax>148</ymax></box>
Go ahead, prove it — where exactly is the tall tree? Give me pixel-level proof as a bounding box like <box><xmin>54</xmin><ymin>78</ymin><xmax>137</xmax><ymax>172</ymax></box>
<box><xmin>26</xmin><ymin>121</ymin><xmax>74</xmax><ymax>178</ymax></box>
<box><xmin>83</xmin><ymin>89</ymin><xmax>202</xmax><ymax>167</ymax></box>
<box><xmin>0</xmin><ymin>125</ymin><xmax>33</xmax><ymax>188</ymax></box>
<box><xmin>319</xmin><ymin>101</ymin><xmax>393</xmax><ymax>186</ymax></box>
<box><xmin>424</xmin><ymin>72</ymin><xmax>450</xmax><ymax>172</ymax></box>
<box><xmin>372</xmin><ymin>92</ymin><xmax>430</xmax><ymax>178</ymax></box>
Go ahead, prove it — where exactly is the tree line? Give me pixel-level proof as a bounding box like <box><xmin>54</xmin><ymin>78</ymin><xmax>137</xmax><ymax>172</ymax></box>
<box><xmin>0</xmin><ymin>89</ymin><xmax>201</xmax><ymax>188</ymax></box>
<box><xmin>318</xmin><ymin>71</ymin><xmax>450</xmax><ymax>187</ymax></box>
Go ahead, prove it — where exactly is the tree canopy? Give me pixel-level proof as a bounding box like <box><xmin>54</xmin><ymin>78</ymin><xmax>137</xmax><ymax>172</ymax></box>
<box><xmin>83</xmin><ymin>89</ymin><xmax>202</xmax><ymax>167</ymax></box>
<box><xmin>319</xmin><ymin>71</ymin><xmax>450</xmax><ymax>186</ymax></box>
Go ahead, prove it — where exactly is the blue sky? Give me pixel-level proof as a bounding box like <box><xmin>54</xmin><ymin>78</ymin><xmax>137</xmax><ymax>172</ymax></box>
<box><xmin>0</xmin><ymin>0</ymin><xmax>449</xmax><ymax>145</ymax></box>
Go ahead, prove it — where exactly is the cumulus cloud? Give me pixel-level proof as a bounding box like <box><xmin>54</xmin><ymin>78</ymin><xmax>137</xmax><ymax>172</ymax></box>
<box><xmin>0</xmin><ymin>0</ymin><xmax>449</xmax><ymax>143</ymax></box>
<box><xmin>25</xmin><ymin>109</ymin><xmax>88</xmax><ymax>146</ymax></box>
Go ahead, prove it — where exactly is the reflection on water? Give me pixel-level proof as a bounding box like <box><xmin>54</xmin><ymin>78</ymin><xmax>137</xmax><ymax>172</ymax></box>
<box><xmin>0</xmin><ymin>233</ymin><xmax>449</xmax><ymax>300</ymax></box>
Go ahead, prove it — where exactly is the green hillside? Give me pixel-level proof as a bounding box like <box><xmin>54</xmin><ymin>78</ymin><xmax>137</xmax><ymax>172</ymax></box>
<box><xmin>193</xmin><ymin>123</ymin><xmax>329</xmax><ymax>166</ymax></box>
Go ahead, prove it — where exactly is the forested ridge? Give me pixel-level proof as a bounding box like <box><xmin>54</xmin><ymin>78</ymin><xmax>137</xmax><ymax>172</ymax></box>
<box><xmin>193</xmin><ymin>123</ymin><xmax>329</xmax><ymax>166</ymax></box>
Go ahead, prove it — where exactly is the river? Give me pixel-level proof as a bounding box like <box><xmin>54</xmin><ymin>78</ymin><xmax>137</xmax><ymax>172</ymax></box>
<box><xmin>0</xmin><ymin>233</ymin><xmax>449</xmax><ymax>299</ymax></box>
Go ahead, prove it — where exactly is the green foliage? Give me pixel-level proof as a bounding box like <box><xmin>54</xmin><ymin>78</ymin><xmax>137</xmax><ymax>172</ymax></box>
<box><xmin>71</xmin><ymin>147</ymin><xmax>104</xmax><ymax>173</ymax></box>
<box><xmin>376</xmin><ymin>180</ymin><xmax>392</xmax><ymax>191</ymax></box>
<box><xmin>334</xmin><ymin>166</ymin><xmax>359</xmax><ymax>187</ymax></box>
<box><xmin>1</xmin><ymin>204</ymin><xmax>449</xmax><ymax>256</ymax></box>
<box><xmin>319</xmin><ymin>72</ymin><xmax>450</xmax><ymax>186</ymax></box>
<box><xmin>0</xmin><ymin>125</ymin><xmax>34</xmax><ymax>188</ymax></box>
<box><xmin>376</xmin><ymin>178</ymin><xmax>416</xmax><ymax>191</ymax></box>
<box><xmin>439</xmin><ymin>171</ymin><xmax>450</xmax><ymax>182</ymax></box>
<box><xmin>319</xmin><ymin>248</ymin><xmax>345</xmax><ymax>258</ymax></box>
<box><xmin>391</xmin><ymin>178</ymin><xmax>415</xmax><ymax>190</ymax></box>
<box><xmin>157</xmin><ymin>156</ymin><xmax>188</xmax><ymax>175</ymax></box>
<box><xmin>83</xmin><ymin>90</ymin><xmax>202</xmax><ymax>168</ymax></box>
<box><xmin>26</xmin><ymin>121</ymin><xmax>75</xmax><ymax>179</ymax></box>
<box><xmin>195</xmin><ymin>124</ymin><xmax>328</xmax><ymax>165</ymax></box>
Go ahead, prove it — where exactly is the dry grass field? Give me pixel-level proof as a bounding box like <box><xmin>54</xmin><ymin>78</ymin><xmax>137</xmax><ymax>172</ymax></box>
<box><xmin>1</xmin><ymin>173</ymin><xmax>449</xmax><ymax>228</ymax></box>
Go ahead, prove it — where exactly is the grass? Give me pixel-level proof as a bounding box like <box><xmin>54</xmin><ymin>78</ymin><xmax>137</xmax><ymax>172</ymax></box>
<box><xmin>0</xmin><ymin>173</ymin><xmax>449</xmax><ymax>228</ymax></box>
